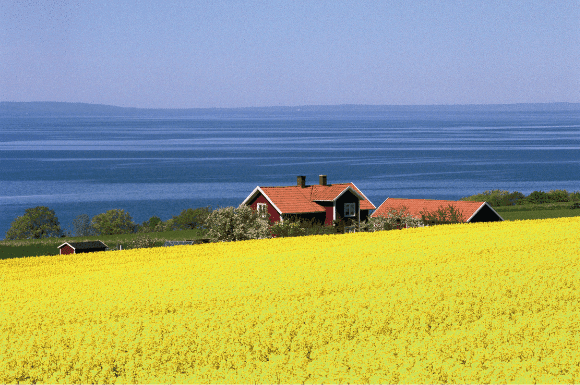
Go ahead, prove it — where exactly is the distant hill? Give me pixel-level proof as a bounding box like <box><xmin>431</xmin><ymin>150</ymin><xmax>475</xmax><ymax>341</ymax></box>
<box><xmin>1</xmin><ymin>101</ymin><xmax>579</xmax><ymax>118</ymax></box>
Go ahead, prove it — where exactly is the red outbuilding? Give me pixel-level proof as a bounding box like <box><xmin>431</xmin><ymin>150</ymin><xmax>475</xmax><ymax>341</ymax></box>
<box><xmin>58</xmin><ymin>241</ymin><xmax>108</xmax><ymax>255</ymax></box>
<box><xmin>371</xmin><ymin>198</ymin><xmax>504</xmax><ymax>223</ymax></box>
<box><xmin>240</xmin><ymin>175</ymin><xmax>376</xmax><ymax>226</ymax></box>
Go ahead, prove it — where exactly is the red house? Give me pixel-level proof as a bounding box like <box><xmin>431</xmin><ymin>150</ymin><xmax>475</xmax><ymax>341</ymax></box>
<box><xmin>241</xmin><ymin>175</ymin><xmax>376</xmax><ymax>226</ymax></box>
<box><xmin>371</xmin><ymin>198</ymin><xmax>503</xmax><ymax>223</ymax></box>
<box><xmin>58</xmin><ymin>241</ymin><xmax>108</xmax><ymax>255</ymax></box>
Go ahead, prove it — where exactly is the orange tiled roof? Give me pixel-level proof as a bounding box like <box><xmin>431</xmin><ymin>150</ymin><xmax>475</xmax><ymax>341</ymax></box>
<box><xmin>259</xmin><ymin>183</ymin><xmax>375</xmax><ymax>214</ymax></box>
<box><xmin>371</xmin><ymin>198</ymin><xmax>486</xmax><ymax>222</ymax></box>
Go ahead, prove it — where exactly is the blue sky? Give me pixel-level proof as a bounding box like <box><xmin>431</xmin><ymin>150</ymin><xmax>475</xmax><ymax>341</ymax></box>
<box><xmin>1</xmin><ymin>1</ymin><xmax>579</xmax><ymax>108</ymax></box>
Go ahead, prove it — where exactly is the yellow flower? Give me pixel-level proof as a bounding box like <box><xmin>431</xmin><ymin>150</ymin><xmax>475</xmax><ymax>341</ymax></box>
<box><xmin>0</xmin><ymin>217</ymin><xmax>579</xmax><ymax>383</ymax></box>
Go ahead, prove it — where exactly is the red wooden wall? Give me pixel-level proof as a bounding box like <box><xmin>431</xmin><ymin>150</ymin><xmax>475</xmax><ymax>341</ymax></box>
<box><xmin>249</xmin><ymin>194</ymin><xmax>281</xmax><ymax>222</ymax></box>
<box><xmin>60</xmin><ymin>245</ymin><xmax>75</xmax><ymax>255</ymax></box>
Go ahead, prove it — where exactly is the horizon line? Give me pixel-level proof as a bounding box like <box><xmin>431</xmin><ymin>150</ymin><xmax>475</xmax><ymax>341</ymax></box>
<box><xmin>2</xmin><ymin>100</ymin><xmax>580</xmax><ymax>111</ymax></box>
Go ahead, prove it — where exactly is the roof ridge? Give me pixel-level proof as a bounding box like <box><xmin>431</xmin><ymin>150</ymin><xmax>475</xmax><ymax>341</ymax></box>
<box><xmin>388</xmin><ymin>197</ymin><xmax>483</xmax><ymax>203</ymax></box>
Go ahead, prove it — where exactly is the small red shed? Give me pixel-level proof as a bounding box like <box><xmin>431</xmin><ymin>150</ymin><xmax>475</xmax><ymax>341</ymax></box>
<box><xmin>58</xmin><ymin>241</ymin><xmax>108</xmax><ymax>255</ymax></box>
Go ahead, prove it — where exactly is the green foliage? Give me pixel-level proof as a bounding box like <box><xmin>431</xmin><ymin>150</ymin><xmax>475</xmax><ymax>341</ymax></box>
<box><xmin>461</xmin><ymin>190</ymin><xmax>525</xmax><ymax>207</ymax></box>
<box><xmin>420</xmin><ymin>204</ymin><xmax>465</xmax><ymax>225</ymax></box>
<box><xmin>171</xmin><ymin>207</ymin><xmax>211</xmax><ymax>230</ymax></box>
<box><xmin>271</xmin><ymin>220</ymin><xmax>306</xmax><ymax>238</ymax></box>
<box><xmin>523</xmin><ymin>190</ymin><xmax>574</xmax><ymax>205</ymax></box>
<box><xmin>0</xmin><ymin>244</ymin><xmax>58</xmax><ymax>260</ymax></box>
<box><xmin>463</xmin><ymin>189</ymin><xmax>580</xmax><ymax>207</ymax></box>
<box><xmin>137</xmin><ymin>216</ymin><xmax>163</xmax><ymax>233</ymax></box>
<box><xmin>146</xmin><ymin>218</ymin><xmax>176</xmax><ymax>233</ymax></box>
<box><xmin>525</xmin><ymin>190</ymin><xmax>550</xmax><ymax>205</ymax></box>
<box><xmin>495</xmin><ymin>207</ymin><xmax>580</xmax><ymax>221</ymax></box>
<box><xmin>546</xmin><ymin>189</ymin><xmax>570</xmax><ymax>203</ymax></box>
<box><xmin>72</xmin><ymin>214</ymin><xmax>96</xmax><ymax>237</ymax></box>
<box><xmin>270</xmin><ymin>217</ymin><xmax>335</xmax><ymax>238</ymax></box>
<box><xmin>90</xmin><ymin>209</ymin><xmax>136</xmax><ymax>235</ymax></box>
<box><xmin>361</xmin><ymin>206</ymin><xmax>424</xmax><ymax>232</ymax></box>
<box><xmin>144</xmin><ymin>216</ymin><xmax>163</xmax><ymax>229</ymax></box>
<box><xmin>6</xmin><ymin>206</ymin><xmax>63</xmax><ymax>240</ymax></box>
<box><xmin>0</xmin><ymin>228</ymin><xmax>207</xmax><ymax>260</ymax></box>
<box><xmin>205</xmin><ymin>205</ymin><xmax>270</xmax><ymax>242</ymax></box>
<box><xmin>112</xmin><ymin>235</ymin><xmax>165</xmax><ymax>250</ymax></box>
<box><xmin>303</xmin><ymin>220</ymin><xmax>335</xmax><ymax>236</ymax></box>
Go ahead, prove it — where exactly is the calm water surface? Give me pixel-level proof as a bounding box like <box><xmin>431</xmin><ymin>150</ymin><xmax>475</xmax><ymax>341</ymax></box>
<box><xmin>1</xmin><ymin>107</ymin><xmax>579</xmax><ymax>238</ymax></box>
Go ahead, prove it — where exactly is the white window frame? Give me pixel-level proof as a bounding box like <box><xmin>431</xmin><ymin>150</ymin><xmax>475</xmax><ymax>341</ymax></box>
<box><xmin>257</xmin><ymin>203</ymin><xmax>268</xmax><ymax>217</ymax></box>
<box><xmin>344</xmin><ymin>202</ymin><xmax>356</xmax><ymax>217</ymax></box>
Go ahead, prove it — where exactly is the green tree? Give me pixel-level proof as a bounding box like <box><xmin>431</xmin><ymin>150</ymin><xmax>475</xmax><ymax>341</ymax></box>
<box><xmin>138</xmin><ymin>216</ymin><xmax>162</xmax><ymax>233</ymax></box>
<box><xmin>171</xmin><ymin>207</ymin><xmax>211</xmax><ymax>230</ymax></box>
<box><xmin>72</xmin><ymin>214</ymin><xmax>96</xmax><ymax>237</ymax></box>
<box><xmin>461</xmin><ymin>190</ymin><xmax>525</xmax><ymax>207</ymax></box>
<box><xmin>546</xmin><ymin>189</ymin><xmax>570</xmax><ymax>203</ymax></box>
<box><xmin>91</xmin><ymin>209</ymin><xmax>136</xmax><ymax>235</ymax></box>
<box><xmin>525</xmin><ymin>191</ymin><xmax>550</xmax><ymax>204</ymax></box>
<box><xmin>6</xmin><ymin>206</ymin><xmax>62</xmax><ymax>240</ymax></box>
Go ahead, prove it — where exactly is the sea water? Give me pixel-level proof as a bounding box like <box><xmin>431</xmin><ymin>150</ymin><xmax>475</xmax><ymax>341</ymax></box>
<box><xmin>1</xmin><ymin>105</ymin><xmax>579</xmax><ymax>238</ymax></box>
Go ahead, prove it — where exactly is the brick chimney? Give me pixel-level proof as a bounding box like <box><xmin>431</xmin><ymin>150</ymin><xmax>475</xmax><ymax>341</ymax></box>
<box><xmin>297</xmin><ymin>175</ymin><xmax>306</xmax><ymax>188</ymax></box>
<box><xmin>319</xmin><ymin>175</ymin><xmax>327</xmax><ymax>186</ymax></box>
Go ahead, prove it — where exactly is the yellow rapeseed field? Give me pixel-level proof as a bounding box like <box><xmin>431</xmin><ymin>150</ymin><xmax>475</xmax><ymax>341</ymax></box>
<box><xmin>1</xmin><ymin>217</ymin><xmax>579</xmax><ymax>384</ymax></box>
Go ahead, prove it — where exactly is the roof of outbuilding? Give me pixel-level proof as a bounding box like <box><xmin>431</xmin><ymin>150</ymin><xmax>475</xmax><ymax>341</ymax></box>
<box><xmin>243</xmin><ymin>183</ymin><xmax>376</xmax><ymax>214</ymax></box>
<box><xmin>58</xmin><ymin>241</ymin><xmax>108</xmax><ymax>250</ymax></box>
<box><xmin>370</xmin><ymin>198</ymin><xmax>495</xmax><ymax>222</ymax></box>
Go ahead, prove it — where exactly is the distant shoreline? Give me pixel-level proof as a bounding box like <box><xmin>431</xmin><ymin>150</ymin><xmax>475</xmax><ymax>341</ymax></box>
<box><xmin>2</xmin><ymin>101</ymin><xmax>580</xmax><ymax>118</ymax></box>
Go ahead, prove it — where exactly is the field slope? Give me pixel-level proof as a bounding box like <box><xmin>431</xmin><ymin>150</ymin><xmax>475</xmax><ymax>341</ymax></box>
<box><xmin>1</xmin><ymin>218</ymin><xmax>579</xmax><ymax>383</ymax></box>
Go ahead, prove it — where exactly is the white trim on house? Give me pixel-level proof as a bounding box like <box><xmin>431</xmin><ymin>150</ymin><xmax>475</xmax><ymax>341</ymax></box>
<box><xmin>486</xmin><ymin>203</ymin><xmax>505</xmax><ymax>221</ymax></box>
<box><xmin>349</xmin><ymin>182</ymin><xmax>375</xmax><ymax>208</ymax></box>
<box><xmin>344</xmin><ymin>202</ymin><xmax>356</xmax><ymax>217</ymax></box>
<box><xmin>465</xmin><ymin>202</ymin><xmax>504</xmax><ymax>222</ymax></box>
<box><xmin>311</xmin><ymin>186</ymin><xmax>365</xmax><ymax>202</ymax></box>
<box><xmin>58</xmin><ymin>242</ymin><xmax>75</xmax><ymax>255</ymax></box>
<box><xmin>332</xmin><ymin>186</ymin><xmax>365</xmax><ymax>202</ymax></box>
<box><xmin>372</xmin><ymin>197</ymin><xmax>390</xmax><ymax>217</ymax></box>
<box><xmin>57</xmin><ymin>242</ymin><xmax>75</xmax><ymax>250</ymax></box>
<box><xmin>239</xmin><ymin>186</ymin><xmax>283</xmax><ymax>215</ymax></box>
<box><xmin>256</xmin><ymin>202</ymin><xmax>268</xmax><ymax>217</ymax></box>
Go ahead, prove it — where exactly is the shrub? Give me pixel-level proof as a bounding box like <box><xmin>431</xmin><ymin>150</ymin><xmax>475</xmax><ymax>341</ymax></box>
<box><xmin>525</xmin><ymin>191</ymin><xmax>551</xmax><ymax>205</ymax></box>
<box><xmin>6</xmin><ymin>206</ymin><xmax>63</xmax><ymax>240</ymax></box>
<box><xmin>303</xmin><ymin>220</ymin><xmax>336</xmax><ymax>236</ymax></box>
<box><xmin>506</xmin><ymin>191</ymin><xmax>526</xmax><ymax>206</ymax></box>
<box><xmin>118</xmin><ymin>236</ymin><xmax>165</xmax><ymax>250</ymax></box>
<box><xmin>91</xmin><ymin>209</ymin><xmax>137</xmax><ymax>235</ymax></box>
<box><xmin>547</xmin><ymin>189</ymin><xmax>571</xmax><ymax>203</ymax></box>
<box><xmin>420</xmin><ymin>204</ymin><xmax>465</xmax><ymax>225</ymax></box>
<box><xmin>461</xmin><ymin>190</ymin><xmax>524</xmax><ymax>207</ymax></box>
<box><xmin>361</xmin><ymin>206</ymin><xmax>424</xmax><ymax>232</ymax></box>
<box><xmin>270</xmin><ymin>220</ymin><xmax>306</xmax><ymax>238</ymax></box>
<box><xmin>152</xmin><ymin>218</ymin><xmax>175</xmax><ymax>233</ymax></box>
<box><xmin>271</xmin><ymin>216</ymin><xmax>336</xmax><ymax>237</ymax></box>
<box><xmin>360</xmin><ymin>216</ymin><xmax>391</xmax><ymax>232</ymax></box>
<box><xmin>138</xmin><ymin>216</ymin><xmax>163</xmax><ymax>233</ymax></box>
<box><xmin>205</xmin><ymin>205</ymin><xmax>270</xmax><ymax>242</ymax></box>
<box><xmin>171</xmin><ymin>207</ymin><xmax>211</xmax><ymax>230</ymax></box>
